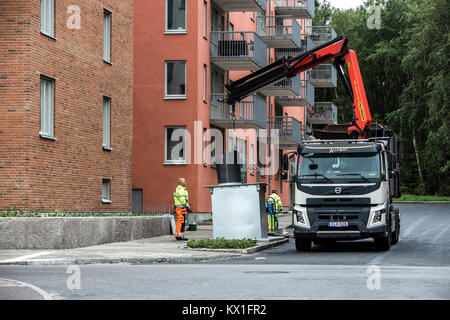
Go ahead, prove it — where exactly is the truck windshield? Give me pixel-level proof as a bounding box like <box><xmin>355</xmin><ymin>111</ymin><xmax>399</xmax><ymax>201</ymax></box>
<box><xmin>298</xmin><ymin>153</ymin><xmax>381</xmax><ymax>182</ymax></box>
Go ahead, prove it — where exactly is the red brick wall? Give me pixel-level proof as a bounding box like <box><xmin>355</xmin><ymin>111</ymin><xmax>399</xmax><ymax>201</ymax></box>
<box><xmin>0</xmin><ymin>0</ymin><xmax>133</xmax><ymax>212</ymax></box>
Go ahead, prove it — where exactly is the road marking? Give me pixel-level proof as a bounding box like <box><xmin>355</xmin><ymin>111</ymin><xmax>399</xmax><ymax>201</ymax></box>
<box><xmin>432</xmin><ymin>224</ymin><xmax>450</xmax><ymax>244</ymax></box>
<box><xmin>0</xmin><ymin>278</ymin><xmax>53</xmax><ymax>300</ymax></box>
<box><xmin>0</xmin><ymin>251</ymin><xmax>54</xmax><ymax>263</ymax></box>
<box><xmin>402</xmin><ymin>216</ymin><xmax>428</xmax><ymax>237</ymax></box>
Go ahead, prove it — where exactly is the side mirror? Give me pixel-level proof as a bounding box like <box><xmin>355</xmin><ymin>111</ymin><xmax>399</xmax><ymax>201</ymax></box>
<box><xmin>282</xmin><ymin>154</ymin><xmax>289</xmax><ymax>171</ymax></box>
<box><xmin>281</xmin><ymin>171</ymin><xmax>288</xmax><ymax>181</ymax></box>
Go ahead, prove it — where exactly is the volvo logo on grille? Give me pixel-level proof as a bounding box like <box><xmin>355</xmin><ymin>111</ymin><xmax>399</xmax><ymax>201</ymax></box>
<box><xmin>335</xmin><ymin>187</ymin><xmax>342</xmax><ymax>194</ymax></box>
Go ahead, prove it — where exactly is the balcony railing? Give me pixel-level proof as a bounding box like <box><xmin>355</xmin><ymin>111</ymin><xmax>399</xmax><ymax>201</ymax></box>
<box><xmin>274</xmin><ymin>34</ymin><xmax>313</xmax><ymax>59</ymax></box>
<box><xmin>275</xmin><ymin>80</ymin><xmax>314</xmax><ymax>107</ymax></box>
<box><xmin>256</xmin><ymin>15</ymin><xmax>302</xmax><ymax>48</ymax></box>
<box><xmin>210</xmin><ymin>93</ymin><xmax>267</xmax><ymax>129</ymax></box>
<box><xmin>210</xmin><ymin>31</ymin><xmax>267</xmax><ymax>71</ymax></box>
<box><xmin>258</xmin><ymin>75</ymin><xmax>301</xmax><ymax>97</ymax></box>
<box><xmin>268</xmin><ymin>116</ymin><xmax>303</xmax><ymax>150</ymax></box>
<box><xmin>212</xmin><ymin>0</ymin><xmax>267</xmax><ymax>12</ymax></box>
<box><xmin>308</xmin><ymin>64</ymin><xmax>337</xmax><ymax>87</ymax></box>
<box><xmin>274</xmin><ymin>0</ymin><xmax>315</xmax><ymax>19</ymax></box>
<box><xmin>307</xmin><ymin>102</ymin><xmax>338</xmax><ymax>125</ymax></box>
<box><xmin>309</xmin><ymin>26</ymin><xmax>337</xmax><ymax>46</ymax></box>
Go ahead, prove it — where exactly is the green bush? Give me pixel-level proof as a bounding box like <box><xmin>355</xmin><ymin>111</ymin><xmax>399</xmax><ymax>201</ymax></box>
<box><xmin>186</xmin><ymin>238</ymin><xmax>257</xmax><ymax>249</ymax></box>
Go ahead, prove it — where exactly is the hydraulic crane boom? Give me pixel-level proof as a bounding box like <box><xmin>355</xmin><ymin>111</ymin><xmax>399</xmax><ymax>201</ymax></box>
<box><xmin>225</xmin><ymin>35</ymin><xmax>373</xmax><ymax>139</ymax></box>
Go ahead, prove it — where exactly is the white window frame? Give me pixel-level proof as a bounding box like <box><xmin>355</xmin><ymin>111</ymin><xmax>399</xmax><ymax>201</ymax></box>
<box><xmin>203</xmin><ymin>1</ymin><xmax>207</xmax><ymax>38</ymax></box>
<box><xmin>203</xmin><ymin>64</ymin><xmax>207</xmax><ymax>102</ymax></box>
<box><xmin>103</xmin><ymin>97</ymin><xmax>111</xmax><ymax>150</ymax></box>
<box><xmin>40</xmin><ymin>76</ymin><xmax>55</xmax><ymax>139</ymax></box>
<box><xmin>103</xmin><ymin>9</ymin><xmax>111</xmax><ymax>63</ymax></box>
<box><xmin>102</xmin><ymin>179</ymin><xmax>112</xmax><ymax>203</ymax></box>
<box><xmin>40</xmin><ymin>0</ymin><xmax>55</xmax><ymax>38</ymax></box>
<box><xmin>164</xmin><ymin>61</ymin><xmax>187</xmax><ymax>99</ymax></box>
<box><xmin>164</xmin><ymin>126</ymin><xmax>187</xmax><ymax>165</ymax></box>
<box><xmin>165</xmin><ymin>0</ymin><xmax>187</xmax><ymax>34</ymax></box>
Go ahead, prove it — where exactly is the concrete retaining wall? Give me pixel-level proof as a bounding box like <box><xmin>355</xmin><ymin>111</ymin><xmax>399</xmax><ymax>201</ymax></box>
<box><xmin>0</xmin><ymin>216</ymin><xmax>171</xmax><ymax>249</ymax></box>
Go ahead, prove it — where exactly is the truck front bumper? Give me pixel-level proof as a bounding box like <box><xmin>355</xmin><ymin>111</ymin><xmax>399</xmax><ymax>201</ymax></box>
<box><xmin>294</xmin><ymin>224</ymin><xmax>388</xmax><ymax>240</ymax></box>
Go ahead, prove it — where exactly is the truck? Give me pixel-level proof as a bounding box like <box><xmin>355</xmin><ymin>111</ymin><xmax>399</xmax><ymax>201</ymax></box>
<box><xmin>225</xmin><ymin>35</ymin><xmax>401</xmax><ymax>251</ymax></box>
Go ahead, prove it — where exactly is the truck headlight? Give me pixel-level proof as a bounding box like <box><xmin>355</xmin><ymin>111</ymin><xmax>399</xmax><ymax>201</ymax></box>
<box><xmin>368</xmin><ymin>207</ymin><xmax>386</xmax><ymax>228</ymax></box>
<box><xmin>293</xmin><ymin>207</ymin><xmax>310</xmax><ymax>228</ymax></box>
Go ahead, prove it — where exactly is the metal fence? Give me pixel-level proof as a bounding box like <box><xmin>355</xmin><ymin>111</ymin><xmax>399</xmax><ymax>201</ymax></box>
<box><xmin>274</xmin><ymin>0</ymin><xmax>315</xmax><ymax>18</ymax></box>
<box><xmin>132</xmin><ymin>203</ymin><xmax>175</xmax><ymax>215</ymax></box>
<box><xmin>309</xmin><ymin>102</ymin><xmax>338</xmax><ymax>124</ymax></box>
<box><xmin>308</xmin><ymin>63</ymin><xmax>337</xmax><ymax>86</ymax></box>
<box><xmin>268</xmin><ymin>116</ymin><xmax>303</xmax><ymax>147</ymax></box>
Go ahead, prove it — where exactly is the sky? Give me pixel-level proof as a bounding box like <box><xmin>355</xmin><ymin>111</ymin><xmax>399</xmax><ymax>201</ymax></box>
<box><xmin>326</xmin><ymin>0</ymin><xmax>366</xmax><ymax>10</ymax></box>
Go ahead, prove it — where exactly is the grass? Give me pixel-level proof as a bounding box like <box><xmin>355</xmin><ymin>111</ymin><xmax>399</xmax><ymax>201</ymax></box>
<box><xmin>187</xmin><ymin>238</ymin><xmax>257</xmax><ymax>249</ymax></box>
<box><xmin>394</xmin><ymin>194</ymin><xmax>450</xmax><ymax>202</ymax></box>
<box><xmin>0</xmin><ymin>208</ymin><xmax>167</xmax><ymax>218</ymax></box>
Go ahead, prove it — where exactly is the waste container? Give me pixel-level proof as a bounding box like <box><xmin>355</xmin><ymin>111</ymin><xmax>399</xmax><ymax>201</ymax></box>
<box><xmin>205</xmin><ymin>183</ymin><xmax>268</xmax><ymax>240</ymax></box>
<box><xmin>215</xmin><ymin>150</ymin><xmax>242</xmax><ymax>185</ymax></box>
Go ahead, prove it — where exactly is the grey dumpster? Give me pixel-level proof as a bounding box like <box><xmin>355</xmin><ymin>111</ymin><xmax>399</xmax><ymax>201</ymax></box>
<box><xmin>205</xmin><ymin>183</ymin><xmax>268</xmax><ymax>240</ymax></box>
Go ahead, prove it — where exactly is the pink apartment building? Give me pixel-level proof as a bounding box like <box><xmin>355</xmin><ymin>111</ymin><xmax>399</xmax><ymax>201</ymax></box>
<box><xmin>133</xmin><ymin>0</ymin><xmax>337</xmax><ymax>215</ymax></box>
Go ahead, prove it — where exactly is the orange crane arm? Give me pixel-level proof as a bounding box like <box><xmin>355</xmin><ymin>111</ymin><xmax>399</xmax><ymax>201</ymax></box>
<box><xmin>225</xmin><ymin>35</ymin><xmax>373</xmax><ymax>139</ymax></box>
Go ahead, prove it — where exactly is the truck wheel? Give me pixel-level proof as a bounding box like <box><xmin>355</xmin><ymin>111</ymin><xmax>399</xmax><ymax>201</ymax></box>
<box><xmin>374</xmin><ymin>224</ymin><xmax>391</xmax><ymax>251</ymax></box>
<box><xmin>391</xmin><ymin>208</ymin><xmax>400</xmax><ymax>245</ymax></box>
<box><xmin>295</xmin><ymin>238</ymin><xmax>312</xmax><ymax>252</ymax></box>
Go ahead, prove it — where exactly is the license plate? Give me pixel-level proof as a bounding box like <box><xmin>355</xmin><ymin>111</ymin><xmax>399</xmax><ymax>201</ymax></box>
<box><xmin>328</xmin><ymin>221</ymin><xmax>349</xmax><ymax>227</ymax></box>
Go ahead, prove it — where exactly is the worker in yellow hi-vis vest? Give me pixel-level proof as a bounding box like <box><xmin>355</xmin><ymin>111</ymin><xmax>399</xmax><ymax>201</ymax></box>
<box><xmin>173</xmin><ymin>178</ymin><xmax>191</xmax><ymax>240</ymax></box>
<box><xmin>266</xmin><ymin>190</ymin><xmax>282</xmax><ymax>233</ymax></box>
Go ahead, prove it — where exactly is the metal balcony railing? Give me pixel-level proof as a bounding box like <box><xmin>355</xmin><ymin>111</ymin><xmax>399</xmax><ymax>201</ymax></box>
<box><xmin>259</xmin><ymin>74</ymin><xmax>301</xmax><ymax>97</ymax></box>
<box><xmin>256</xmin><ymin>15</ymin><xmax>302</xmax><ymax>48</ymax></box>
<box><xmin>210</xmin><ymin>93</ymin><xmax>267</xmax><ymax>129</ymax></box>
<box><xmin>307</xmin><ymin>102</ymin><xmax>338</xmax><ymax>125</ymax></box>
<box><xmin>274</xmin><ymin>34</ymin><xmax>313</xmax><ymax>59</ymax></box>
<box><xmin>268</xmin><ymin>116</ymin><xmax>303</xmax><ymax>149</ymax></box>
<box><xmin>274</xmin><ymin>0</ymin><xmax>315</xmax><ymax>19</ymax></box>
<box><xmin>309</xmin><ymin>26</ymin><xmax>337</xmax><ymax>46</ymax></box>
<box><xmin>275</xmin><ymin>80</ymin><xmax>314</xmax><ymax>107</ymax></box>
<box><xmin>210</xmin><ymin>31</ymin><xmax>267</xmax><ymax>71</ymax></box>
<box><xmin>308</xmin><ymin>63</ymin><xmax>337</xmax><ymax>87</ymax></box>
<box><xmin>212</xmin><ymin>0</ymin><xmax>267</xmax><ymax>12</ymax></box>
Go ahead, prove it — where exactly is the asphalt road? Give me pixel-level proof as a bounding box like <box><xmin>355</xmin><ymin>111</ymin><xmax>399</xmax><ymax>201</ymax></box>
<box><xmin>0</xmin><ymin>203</ymin><xmax>449</xmax><ymax>300</ymax></box>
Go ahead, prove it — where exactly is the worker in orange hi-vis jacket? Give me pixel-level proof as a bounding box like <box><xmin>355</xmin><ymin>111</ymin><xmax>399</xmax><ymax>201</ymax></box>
<box><xmin>173</xmin><ymin>177</ymin><xmax>191</xmax><ymax>241</ymax></box>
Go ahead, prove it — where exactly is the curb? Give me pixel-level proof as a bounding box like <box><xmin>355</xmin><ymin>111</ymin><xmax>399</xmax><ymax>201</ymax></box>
<box><xmin>0</xmin><ymin>239</ymin><xmax>289</xmax><ymax>266</ymax></box>
<box><xmin>188</xmin><ymin>238</ymin><xmax>289</xmax><ymax>254</ymax></box>
<box><xmin>393</xmin><ymin>201</ymin><xmax>450</xmax><ymax>204</ymax></box>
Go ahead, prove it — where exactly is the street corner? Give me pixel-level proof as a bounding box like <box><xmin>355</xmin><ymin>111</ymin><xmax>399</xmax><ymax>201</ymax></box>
<box><xmin>0</xmin><ymin>278</ymin><xmax>53</xmax><ymax>300</ymax></box>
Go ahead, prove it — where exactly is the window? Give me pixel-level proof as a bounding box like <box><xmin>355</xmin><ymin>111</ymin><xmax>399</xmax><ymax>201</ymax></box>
<box><xmin>203</xmin><ymin>1</ymin><xmax>207</xmax><ymax>38</ymax></box>
<box><xmin>165</xmin><ymin>126</ymin><xmax>187</xmax><ymax>164</ymax></box>
<box><xmin>103</xmin><ymin>97</ymin><xmax>111</xmax><ymax>149</ymax></box>
<box><xmin>165</xmin><ymin>0</ymin><xmax>186</xmax><ymax>33</ymax></box>
<box><xmin>40</xmin><ymin>0</ymin><xmax>55</xmax><ymax>37</ymax></box>
<box><xmin>40</xmin><ymin>76</ymin><xmax>55</xmax><ymax>138</ymax></box>
<box><xmin>103</xmin><ymin>10</ymin><xmax>111</xmax><ymax>63</ymax></box>
<box><xmin>249</xmin><ymin>144</ymin><xmax>255</xmax><ymax>175</ymax></box>
<box><xmin>203</xmin><ymin>64</ymin><xmax>207</xmax><ymax>102</ymax></box>
<box><xmin>102</xmin><ymin>179</ymin><xmax>111</xmax><ymax>203</ymax></box>
<box><xmin>165</xmin><ymin>61</ymin><xmax>186</xmax><ymax>98</ymax></box>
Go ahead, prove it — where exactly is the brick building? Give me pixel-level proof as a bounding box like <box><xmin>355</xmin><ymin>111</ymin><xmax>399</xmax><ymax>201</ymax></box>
<box><xmin>0</xmin><ymin>0</ymin><xmax>134</xmax><ymax>212</ymax></box>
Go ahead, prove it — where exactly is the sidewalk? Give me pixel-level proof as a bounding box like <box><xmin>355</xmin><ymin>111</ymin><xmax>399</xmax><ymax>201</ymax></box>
<box><xmin>0</xmin><ymin>213</ymin><xmax>291</xmax><ymax>266</ymax></box>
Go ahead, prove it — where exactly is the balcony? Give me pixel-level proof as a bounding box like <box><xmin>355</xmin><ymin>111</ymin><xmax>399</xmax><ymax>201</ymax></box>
<box><xmin>210</xmin><ymin>93</ymin><xmax>267</xmax><ymax>129</ymax></box>
<box><xmin>256</xmin><ymin>15</ymin><xmax>302</xmax><ymax>48</ymax></box>
<box><xmin>268</xmin><ymin>116</ymin><xmax>303</xmax><ymax>150</ymax></box>
<box><xmin>275</xmin><ymin>80</ymin><xmax>314</xmax><ymax>107</ymax></box>
<box><xmin>212</xmin><ymin>0</ymin><xmax>267</xmax><ymax>12</ymax></box>
<box><xmin>274</xmin><ymin>0</ymin><xmax>315</xmax><ymax>19</ymax></box>
<box><xmin>258</xmin><ymin>75</ymin><xmax>301</xmax><ymax>97</ymax></box>
<box><xmin>307</xmin><ymin>102</ymin><xmax>338</xmax><ymax>125</ymax></box>
<box><xmin>309</xmin><ymin>26</ymin><xmax>337</xmax><ymax>46</ymax></box>
<box><xmin>308</xmin><ymin>63</ymin><xmax>337</xmax><ymax>87</ymax></box>
<box><xmin>274</xmin><ymin>35</ymin><xmax>313</xmax><ymax>59</ymax></box>
<box><xmin>210</xmin><ymin>31</ymin><xmax>267</xmax><ymax>71</ymax></box>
